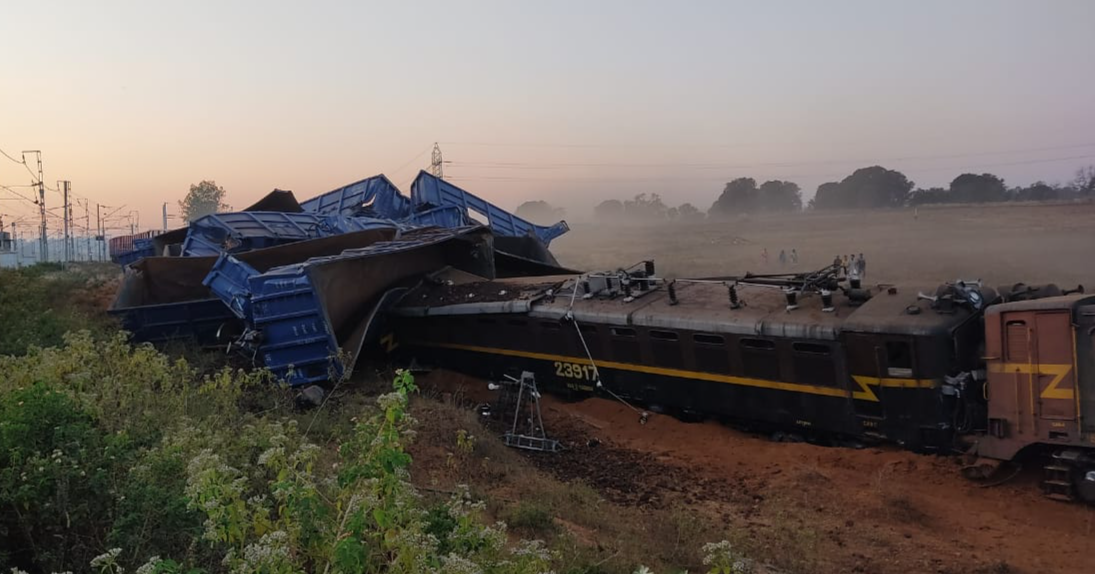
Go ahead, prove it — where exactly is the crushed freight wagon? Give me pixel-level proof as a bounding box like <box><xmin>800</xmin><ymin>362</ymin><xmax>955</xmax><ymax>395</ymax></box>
<box><xmin>110</xmin><ymin>171</ymin><xmax>568</xmax><ymax>265</ymax></box>
<box><xmin>109</xmin><ymin>170</ymin><xmax>573</xmax><ymax>387</ymax></box>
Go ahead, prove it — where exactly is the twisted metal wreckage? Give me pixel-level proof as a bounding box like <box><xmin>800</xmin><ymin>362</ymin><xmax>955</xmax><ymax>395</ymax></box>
<box><xmin>109</xmin><ymin>170</ymin><xmax>574</xmax><ymax>386</ymax></box>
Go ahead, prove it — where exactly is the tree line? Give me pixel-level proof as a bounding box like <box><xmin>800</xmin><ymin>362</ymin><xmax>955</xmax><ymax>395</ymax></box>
<box><xmin>556</xmin><ymin>164</ymin><xmax>1095</xmax><ymax>222</ymax></box>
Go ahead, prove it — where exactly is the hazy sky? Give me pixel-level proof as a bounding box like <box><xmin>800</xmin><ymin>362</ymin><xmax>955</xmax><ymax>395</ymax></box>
<box><xmin>2</xmin><ymin>0</ymin><xmax>1094</xmax><ymax>233</ymax></box>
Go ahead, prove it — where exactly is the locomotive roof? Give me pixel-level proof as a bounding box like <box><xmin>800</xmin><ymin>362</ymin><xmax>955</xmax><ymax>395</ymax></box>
<box><xmin>840</xmin><ymin>284</ymin><xmax>984</xmax><ymax>337</ymax></box>
<box><xmin>398</xmin><ymin>273</ymin><xmax>978</xmax><ymax>340</ymax></box>
<box><xmin>985</xmin><ymin>293</ymin><xmax>1095</xmax><ymax>316</ymax></box>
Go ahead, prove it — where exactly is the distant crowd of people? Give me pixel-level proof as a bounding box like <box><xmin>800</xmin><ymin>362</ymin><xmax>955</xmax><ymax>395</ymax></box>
<box><xmin>760</xmin><ymin>248</ymin><xmax>798</xmax><ymax>266</ymax></box>
<box><xmin>757</xmin><ymin>248</ymin><xmax>866</xmax><ymax>280</ymax></box>
<box><xmin>834</xmin><ymin>253</ymin><xmax>867</xmax><ymax>280</ymax></box>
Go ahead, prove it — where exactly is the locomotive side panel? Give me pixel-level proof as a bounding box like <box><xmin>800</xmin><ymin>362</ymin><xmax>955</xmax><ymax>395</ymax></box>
<box><xmin>980</xmin><ymin>296</ymin><xmax>1095</xmax><ymax>461</ymax></box>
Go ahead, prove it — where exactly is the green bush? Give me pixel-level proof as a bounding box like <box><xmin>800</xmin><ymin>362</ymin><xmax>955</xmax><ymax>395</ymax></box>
<box><xmin>0</xmin><ymin>383</ymin><xmax>135</xmax><ymax>571</ymax></box>
<box><xmin>505</xmin><ymin>500</ymin><xmax>557</xmax><ymax>534</ymax></box>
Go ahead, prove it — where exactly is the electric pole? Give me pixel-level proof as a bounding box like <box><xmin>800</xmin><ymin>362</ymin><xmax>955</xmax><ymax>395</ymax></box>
<box><xmin>82</xmin><ymin>199</ymin><xmax>91</xmax><ymax>261</ymax></box>
<box><xmin>61</xmin><ymin>180</ymin><xmax>71</xmax><ymax>265</ymax></box>
<box><xmin>24</xmin><ymin>150</ymin><xmax>46</xmax><ymax>262</ymax></box>
<box><xmin>12</xmin><ymin>222</ymin><xmax>20</xmax><ymax>267</ymax></box>
<box><xmin>163</xmin><ymin>202</ymin><xmax>168</xmax><ymax>231</ymax></box>
<box><xmin>96</xmin><ymin>203</ymin><xmax>103</xmax><ymax>261</ymax></box>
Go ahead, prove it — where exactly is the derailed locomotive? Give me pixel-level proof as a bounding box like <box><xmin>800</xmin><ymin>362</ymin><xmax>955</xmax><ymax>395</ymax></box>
<box><xmin>387</xmin><ymin>262</ymin><xmax>1095</xmax><ymax>502</ymax></box>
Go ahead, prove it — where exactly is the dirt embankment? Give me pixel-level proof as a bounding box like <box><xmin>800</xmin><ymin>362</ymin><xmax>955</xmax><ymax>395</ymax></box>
<box><xmin>414</xmin><ymin>370</ymin><xmax>1095</xmax><ymax>574</ymax></box>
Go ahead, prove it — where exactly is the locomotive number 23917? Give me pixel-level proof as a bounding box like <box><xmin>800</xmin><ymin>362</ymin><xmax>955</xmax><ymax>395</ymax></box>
<box><xmin>554</xmin><ymin>361</ymin><xmax>597</xmax><ymax>381</ymax></box>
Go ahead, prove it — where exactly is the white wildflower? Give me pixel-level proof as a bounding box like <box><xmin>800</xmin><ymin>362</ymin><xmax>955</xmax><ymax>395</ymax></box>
<box><xmin>89</xmin><ymin>548</ymin><xmax>122</xmax><ymax>569</ymax></box>
<box><xmin>439</xmin><ymin>554</ymin><xmax>483</xmax><ymax>574</ymax></box>
<box><xmin>135</xmin><ymin>556</ymin><xmax>162</xmax><ymax>574</ymax></box>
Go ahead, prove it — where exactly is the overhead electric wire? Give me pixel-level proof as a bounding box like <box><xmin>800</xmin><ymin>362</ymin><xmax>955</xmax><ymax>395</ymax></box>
<box><xmin>0</xmin><ymin>147</ymin><xmax>25</xmax><ymax>165</ymax></box>
<box><xmin>0</xmin><ymin>184</ymin><xmax>39</xmax><ymax>204</ymax></box>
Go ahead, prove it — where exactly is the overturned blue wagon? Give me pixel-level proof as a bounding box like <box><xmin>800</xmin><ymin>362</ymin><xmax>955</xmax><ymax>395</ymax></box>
<box><xmin>109</xmin><ymin>171</ymin><xmax>572</xmax><ymax>386</ymax></box>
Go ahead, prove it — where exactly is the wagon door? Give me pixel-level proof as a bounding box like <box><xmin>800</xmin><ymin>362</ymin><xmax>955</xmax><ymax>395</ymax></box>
<box><xmin>990</xmin><ymin>312</ymin><xmax>1038</xmax><ymax>442</ymax></box>
<box><xmin>1033</xmin><ymin>312</ymin><xmax>1077</xmax><ymax>432</ymax></box>
<box><xmin>992</xmin><ymin>311</ymin><xmax>1077</xmax><ymax>441</ymax></box>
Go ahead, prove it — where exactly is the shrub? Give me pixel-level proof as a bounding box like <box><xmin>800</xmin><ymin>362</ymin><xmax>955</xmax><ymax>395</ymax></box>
<box><xmin>0</xmin><ymin>383</ymin><xmax>136</xmax><ymax>571</ymax></box>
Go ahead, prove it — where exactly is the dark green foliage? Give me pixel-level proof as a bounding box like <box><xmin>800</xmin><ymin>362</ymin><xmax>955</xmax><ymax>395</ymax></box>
<box><xmin>178</xmin><ymin>180</ymin><xmax>230</xmax><ymax>223</ymax></box>
<box><xmin>950</xmin><ymin>173</ymin><xmax>1008</xmax><ymax>203</ymax></box>
<box><xmin>109</xmin><ymin>447</ymin><xmax>204</xmax><ymax>565</ymax></box>
<box><xmin>812</xmin><ymin>166</ymin><xmax>913</xmax><ymax>209</ymax></box>
<box><xmin>0</xmin><ymin>265</ymin><xmax>96</xmax><ymax>355</ymax></box>
<box><xmin>0</xmin><ymin>384</ymin><xmax>135</xmax><ymax>572</ymax></box>
<box><xmin>710</xmin><ymin>178</ymin><xmax>802</xmax><ymax>216</ymax></box>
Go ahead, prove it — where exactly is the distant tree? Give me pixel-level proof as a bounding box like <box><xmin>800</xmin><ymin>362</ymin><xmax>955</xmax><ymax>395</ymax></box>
<box><xmin>758</xmin><ymin>180</ymin><xmax>802</xmax><ymax>212</ymax></box>
<box><xmin>810</xmin><ymin>182</ymin><xmax>841</xmax><ymax>209</ymax></box>
<box><xmin>843</xmin><ymin>166</ymin><xmax>913</xmax><ymax>208</ymax></box>
<box><xmin>811</xmin><ymin>166</ymin><xmax>912</xmax><ymax>209</ymax></box>
<box><xmin>1073</xmin><ymin>165</ymin><xmax>1095</xmax><ymax>196</ymax></box>
<box><xmin>908</xmin><ymin>187</ymin><xmax>949</xmax><ymax>206</ymax></box>
<box><xmin>623</xmin><ymin>193</ymin><xmax>670</xmax><ymax>220</ymax></box>
<box><xmin>665</xmin><ymin>206</ymin><xmax>679</xmax><ymax>221</ymax></box>
<box><xmin>515</xmin><ymin>200</ymin><xmax>565</xmax><ymax>223</ymax></box>
<box><xmin>1014</xmin><ymin>181</ymin><xmax>1058</xmax><ymax>202</ymax></box>
<box><xmin>179</xmin><ymin>180</ymin><xmax>230</xmax><ymax>222</ymax></box>
<box><xmin>677</xmin><ymin>202</ymin><xmax>705</xmax><ymax>222</ymax></box>
<box><xmin>594</xmin><ymin>199</ymin><xmax>624</xmax><ymax>221</ymax></box>
<box><xmin>709</xmin><ymin>178</ymin><xmax>759</xmax><ymax>217</ymax></box>
<box><xmin>949</xmin><ymin>173</ymin><xmax>1008</xmax><ymax>203</ymax></box>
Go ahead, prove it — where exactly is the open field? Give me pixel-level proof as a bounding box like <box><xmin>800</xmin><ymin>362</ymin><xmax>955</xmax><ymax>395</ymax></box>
<box><xmin>549</xmin><ymin>201</ymin><xmax>1095</xmax><ymax>288</ymax></box>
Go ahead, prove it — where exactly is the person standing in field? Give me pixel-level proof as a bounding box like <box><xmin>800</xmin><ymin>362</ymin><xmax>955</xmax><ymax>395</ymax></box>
<box><xmin>762</xmin><ymin>248</ymin><xmax>769</xmax><ymax>265</ymax></box>
<box><xmin>858</xmin><ymin>253</ymin><xmax>867</xmax><ymax>280</ymax></box>
<box><xmin>779</xmin><ymin>249</ymin><xmax>787</xmax><ymax>266</ymax></box>
<box><xmin>791</xmin><ymin>249</ymin><xmax>798</xmax><ymax>265</ymax></box>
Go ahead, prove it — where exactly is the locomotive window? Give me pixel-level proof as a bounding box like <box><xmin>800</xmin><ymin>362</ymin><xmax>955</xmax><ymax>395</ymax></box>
<box><xmin>611</xmin><ymin>327</ymin><xmax>636</xmax><ymax>338</ymax></box>
<box><xmin>740</xmin><ymin>338</ymin><xmax>775</xmax><ymax>351</ymax></box>
<box><xmin>508</xmin><ymin>319</ymin><xmax>527</xmax><ymax>328</ymax></box>
<box><xmin>478</xmin><ymin>317</ymin><xmax>497</xmax><ymax>325</ymax></box>
<box><xmin>693</xmin><ymin>333</ymin><xmax>724</xmax><ymax>346</ymax></box>
<box><xmin>886</xmin><ymin>341</ymin><xmax>913</xmax><ymax>370</ymax></box>
<box><xmin>540</xmin><ymin>321</ymin><xmax>561</xmax><ymax>331</ymax></box>
<box><xmin>792</xmin><ymin>342</ymin><xmax>830</xmax><ymax>356</ymax></box>
<box><xmin>579</xmin><ymin>323</ymin><xmax>598</xmax><ymax>333</ymax></box>
<box><xmin>650</xmin><ymin>330</ymin><xmax>679</xmax><ymax>341</ymax></box>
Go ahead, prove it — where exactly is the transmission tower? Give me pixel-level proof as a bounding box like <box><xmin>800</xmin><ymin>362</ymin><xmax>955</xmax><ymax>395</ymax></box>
<box><xmin>429</xmin><ymin>142</ymin><xmax>445</xmax><ymax>179</ymax></box>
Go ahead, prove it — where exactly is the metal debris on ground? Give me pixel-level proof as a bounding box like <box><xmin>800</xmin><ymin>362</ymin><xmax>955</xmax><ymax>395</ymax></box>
<box><xmin>496</xmin><ymin>371</ymin><xmax>561</xmax><ymax>453</ymax></box>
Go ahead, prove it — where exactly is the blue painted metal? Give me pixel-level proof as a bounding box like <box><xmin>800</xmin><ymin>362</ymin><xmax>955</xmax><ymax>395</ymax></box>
<box><xmin>203</xmin><ymin>254</ymin><xmax>261</xmax><ymax>320</ymax></box>
<box><xmin>409</xmin><ymin>171</ymin><xmax>569</xmax><ymax>245</ymax></box>
<box><xmin>404</xmin><ymin>205</ymin><xmax>467</xmax><ymax>228</ymax></box>
<box><xmin>109</xmin><ymin>298</ymin><xmax>241</xmax><ymax>346</ymax></box>
<box><xmin>113</xmin><ymin>239</ymin><xmax>157</xmax><ymax>266</ymax></box>
<box><xmin>300</xmin><ymin>174</ymin><xmax>412</xmax><ymax>219</ymax></box>
<box><xmin>249</xmin><ymin>264</ymin><xmax>341</xmax><ymax>386</ymax></box>
<box><xmin>181</xmin><ymin>211</ymin><xmax>398</xmax><ymax>257</ymax></box>
<box><xmin>246</xmin><ymin>227</ymin><xmax>490</xmax><ymax>386</ymax></box>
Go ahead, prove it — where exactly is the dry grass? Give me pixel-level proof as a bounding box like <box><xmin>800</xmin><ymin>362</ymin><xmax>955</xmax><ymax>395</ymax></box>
<box><xmin>550</xmin><ymin>202</ymin><xmax>1095</xmax><ymax>288</ymax></box>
